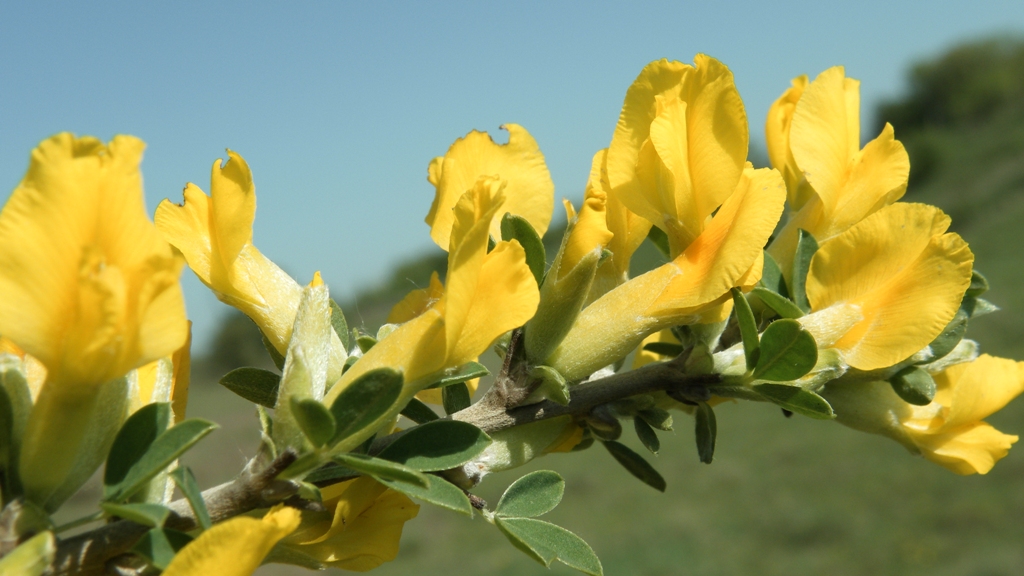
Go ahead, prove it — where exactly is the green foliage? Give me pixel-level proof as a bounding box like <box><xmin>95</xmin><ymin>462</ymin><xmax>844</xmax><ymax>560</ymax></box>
<box><xmin>889</xmin><ymin>366</ymin><xmax>937</xmax><ymax>406</ymax></box>
<box><xmin>218</xmin><ymin>367</ymin><xmax>280</xmax><ymax>408</ymax></box>
<box><xmin>328</xmin><ymin>367</ymin><xmax>403</xmax><ymax>445</ymax></box>
<box><xmin>749</xmin><ymin>287</ymin><xmax>805</xmax><ymax>319</ymax></box>
<box><xmin>694</xmin><ymin>402</ymin><xmax>717</xmax><ymax>464</ymax></box>
<box><xmin>494</xmin><ymin>470</ymin><xmax>565</xmax><ymax>518</ymax></box>
<box><xmin>731</xmin><ymin>287</ymin><xmax>760</xmax><ymax>370</ymax></box>
<box><xmin>427</xmin><ymin>362</ymin><xmax>490</xmax><ymax>390</ymax></box>
<box><xmin>633</xmin><ymin>417</ymin><xmax>661</xmax><ymax>454</ymax></box>
<box><xmin>103</xmin><ymin>413</ymin><xmax>217</xmax><ymax>503</ymax></box>
<box><xmin>753</xmin><ymin>384</ymin><xmax>834</xmax><ymax>420</ymax></box>
<box><xmin>100</xmin><ymin>502</ymin><xmax>171</xmax><ymax>528</ymax></box>
<box><xmin>290</xmin><ymin>397</ymin><xmax>337</xmax><ymax>447</ymax></box>
<box><xmin>169</xmin><ymin>467</ymin><xmax>211</xmax><ymax>530</ymax></box>
<box><xmin>753</xmin><ymin>319</ymin><xmax>818</xmax><ymax>381</ymax></box>
<box><xmin>501</xmin><ymin>213</ymin><xmax>547</xmax><ymax>285</ymax></box>
<box><xmin>441</xmin><ymin>383</ymin><xmax>472</xmax><ymax>415</ymax></box>
<box><xmin>131</xmin><ymin>528</ymin><xmax>193</xmax><ymax>570</ymax></box>
<box><xmin>601</xmin><ymin>440</ymin><xmax>666</xmax><ymax>492</ymax></box>
<box><xmin>378</xmin><ymin>474</ymin><xmax>474</xmax><ymax>515</ymax></box>
<box><xmin>333</xmin><ymin>453</ymin><xmax>430</xmax><ymax>487</ymax></box>
<box><xmin>495</xmin><ymin>517</ymin><xmax>603</xmax><ymax>575</ymax></box>
<box><xmin>329</xmin><ymin>298</ymin><xmax>351</xmax><ymax>351</ymax></box>
<box><xmin>790</xmin><ymin>229</ymin><xmax>819</xmax><ymax>313</ymax></box>
<box><xmin>759</xmin><ymin>251</ymin><xmax>789</xmax><ymax>297</ymax></box>
<box><xmin>378</xmin><ymin>420</ymin><xmax>491</xmax><ymax>472</ymax></box>
<box><xmin>400</xmin><ymin>398</ymin><xmax>440</xmax><ymax>424</ymax></box>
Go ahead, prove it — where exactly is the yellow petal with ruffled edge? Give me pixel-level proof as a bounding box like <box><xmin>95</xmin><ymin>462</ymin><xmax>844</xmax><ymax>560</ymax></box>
<box><xmin>286</xmin><ymin>478</ymin><xmax>419</xmax><ymax>571</ymax></box>
<box><xmin>766</xmin><ymin>75</ymin><xmax>810</xmax><ymax>208</ymax></box>
<box><xmin>0</xmin><ymin>133</ymin><xmax>187</xmax><ymax>389</ymax></box>
<box><xmin>931</xmin><ymin>355</ymin><xmax>1024</xmax><ymax>431</ymax></box>
<box><xmin>161</xmin><ymin>505</ymin><xmax>300</xmax><ymax>576</ymax></box>
<box><xmin>807</xmin><ymin>203</ymin><xmax>973</xmax><ymax>370</ymax></box>
<box><xmin>769</xmin><ymin>67</ymin><xmax>910</xmax><ymax>276</ymax></box>
<box><xmin>425</xmin><ymin>125</ymin><xmax>553</xmax><ymax>250</ymax></box>
<box><xmin>609</xmin><ymin>55</ymin><xmax>747</xmax><ymax>256</ymax></box>
<box><xmin>910</xmin><ymin>422</ymin><xmax>1018</xmax><ymax>475</ymax></box>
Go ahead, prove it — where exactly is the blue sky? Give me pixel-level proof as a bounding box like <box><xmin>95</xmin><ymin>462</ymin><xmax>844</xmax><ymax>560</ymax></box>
<box><xmin>2</xmin><ymin>1</ymin><xmax>1023</xmax><ymax>348</ymax></box>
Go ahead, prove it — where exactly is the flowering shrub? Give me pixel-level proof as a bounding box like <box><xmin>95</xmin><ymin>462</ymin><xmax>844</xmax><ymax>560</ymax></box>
<box><xmin>0</xmin><ymin>56</ymin><xmax>1021</xmax><ymax>575</ymax></box>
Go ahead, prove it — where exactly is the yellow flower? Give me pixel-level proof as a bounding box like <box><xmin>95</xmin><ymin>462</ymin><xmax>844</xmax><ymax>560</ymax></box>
<box><xmin>279</xmin><ymin>477</ymin><xmax>419</xmax><ymax>571</ymax></box>
<box><xmin>607</xmin><ymin>55</ymin><xmax>748</xmax><ymax>257</ymax></box>
<box><xmin>547</xmin><ymin>167</ymin><xmax>785</xmax><ymax>381</ymax></box>
<box><xmin>587</xmin><ymin>149</ymin><xmax>652</xmax><ymax>300</ymax></box>
<box><xmin>161</xmin><ymin>505</ymin><xmax>301</xmax><ymax>576</ymax></box>
<box><xmin>325</xmin><ymin>178</ymin><xmax>539</xmax><ymax>447</ymax></box>
<box><xmin>0</xmin><ymin>134</ymin><xmax>187</xmax><ymax>390</ymax></box>
<box><xmin>155</xmin><ymin>152</ymin><xmax>346</xmax><ymax>383</ymax></box>
<box><xmin>425</xmin><ymin>124</ymin><xmax>554</xmax><ymax>250</ymax></box>
<box><xmin>385</xmin><ymin>274</ymin><xmax>458</xmax><ymax>405</ymax></box>
<box><xmin>767</xmin><ymin>67</ymin><xmax>910</xmax><ymax>276</ymax></box>
<box><xmin>823</xmin><ymin>355</ymin><xmax>1024</xmax><ymax>474</ymax></box>
<box><xmin>0</xmin><ymin>134</ymin><xmax>188</xmax><ymax>511</ymax></box>
<box><xmin>801</xmin><ymin>203</ymin><xmax>973</xmax><ymax>370</ymax></box>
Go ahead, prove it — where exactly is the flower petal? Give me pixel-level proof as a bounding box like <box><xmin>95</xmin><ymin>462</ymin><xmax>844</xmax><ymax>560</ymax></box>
<box><xmin>935</xmin><ymin>354</ymin><xmax>1024</xmax><ymax>429</ymax></box>
<box><xmin>808</xmin><ymin>203</ymin><xmax>973</xmax><ymax>370</ymax></box>
<box><xmin>765</xmin><ymin>75</ymin><xmax>811</xmax><ymax>208</ymax></box>
<box><xmin>425</xmin><ymin>125</ymin><xmax>553</xmax><ymax>250</ymax></box>
<box><xmin>910</xmin><ymin>421</ymin><xmax>1018</xmax><ymax>475</ymax></box>
<box><xmin>161</xmin><ymin>505</ymin><xmax>301</xmax><ymax>576</ymax></box>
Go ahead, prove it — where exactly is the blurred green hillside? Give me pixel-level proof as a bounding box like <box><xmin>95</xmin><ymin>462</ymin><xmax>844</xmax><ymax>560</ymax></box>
<box><xmin>180</xmin><ymin>36</ymin><xmax>1024</xmax><ymax>576</ymax></box>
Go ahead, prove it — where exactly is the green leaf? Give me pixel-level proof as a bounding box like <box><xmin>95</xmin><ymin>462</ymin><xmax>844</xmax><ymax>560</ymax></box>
<box><xmin>105</xmin><ymin>419</ymin><xmax>217</xmax><ymax>503</ymax></box>
<box><xmin>731</xmin><ymin>287</ymin><xmax>760</xmax><ymax>370</ymax></box>
<box><xmin>378</xmin><ymin>474</ymin><xmax>473</xmax><ymax>515</ymax></box>
<box><xmin>601</xmin><ymin>441</ymin><xmax>665</xmax><ymax>492</ymax></box>
<box><xmin>400</xmin><ymin>398</ymin><xmax>440</xmax><ymax>424</ymax></box>
<box><xmin>753</xmin><ymin>319</ymin><xmax>818</xmax><ymax>381</ymax></box>
<box><xmin>790</xmin><ymin>229</ymin><xmax>818</xmax><ymax>312</ymax></box>
<box><xmin>104</xmin><ymin>403</ymin><xmax>171</xmax><ymax>493</ymax></box>
<box><xmin>356</xmin><ymin>334</ymin><xmax>377</xmax><ymax>353</ymax></box>
<box><xmin>965</xmin><ymin>270</ymin><xmax>989</xmax><ymax>298</ymax></box>
<box><xmin>759</xmin><ymin>250</ymin><xmax>789</xmax><ymax>296</ymax></box>
<box><xmin>633</xmin><ymin>417</ymin><xmax>660</xmax><ymax>454</ymax></box>
<box><xmin>130</xmin><ymin>528</ymin><xmax>192</xmax><ymax>570</ymax></box>
<box><xmin>169</xmin><ymin>467</ymin><xmax>211</xmax><ymax>530</ymax></box>
<box><xmin>100</xmin><ymin>502</ymin><xmax>171</xmax><ymax>528</ymax></box>
<box><xmin>261</xmin><ymin>334</ymin><xmax>287</xmax><ymax>371</ymax></box>
<box><xmin>0</xmin><ymin>385</ymin><xmax>19</xmax><ymax>500</ymax></box>
<box><xmin>303</xmin><ymin>463</ymin><xmax>358</xmax><ymax>485</ymax></box>
<box><xmin>427</xmin><ymin>362</ymin><xmax>490</xmax><ymax>389</ymax></box>
<box><xmin>641</xmin><ymin>342</ymin><xmax>685</xmax><ymax>357</ymax></box>
<box><xmin>219</xmin><ymin>367</ymin><xmax>281</xmax><ymax>408</ymax></box>
<box><xmin>442</xmin><ymin>383</ymin><xmax>471</xmax><ymax>415</ymax></box>
<box><xmin>637</xmin><ymin>408</ymin><xmax>673</xmax><ymax>431</ymax></box>
<box><xmin>501</xmin><ymin>213</ymin><xmax>547</xmax><ymax>286</ymax></box>
<box><xmin>965</xmin><ymin>297</ymin><xmax>999</xmax><ymax>318</ymax></box>
<box><xmin>527</xmin><ymin>366</ymin><xmax>570</xmax><ymax>406</ymax></box>
<box><xmin>753</xmin><ymin>384</ymin><xmax>835</xmax><ymax>419</ymax></box>
<box><xmin>694</xmin><ymin>402</ymin><xmax>716</xmax><ymax>464</ymax></box>
<box><xmin>378</xmin><ymin>420</ymin><xmax>491</xmax><ymax>472</ymax></box>
<box><xmin>495</xmin><ymin>470</ymin><xmax>565</xmax><ymax>518</ymax></box>
<box><xmin>329</xmin><ymin>298</ymin><xmax>351</xmax><ymax>351</ymax></box>
<box><xmin>290</xmin><ymin>397</ymin><xmax>336</xmax><ymax>447</ymax></box>
<box><xmin>333</xmin><ymin>453</ymin><xmax>429</xmax><ymax>487</ymax></box>
<box><xmin>928</xmin><ymin>307</ymin><xmax>968</xmax><ymax>360</ymax></box>
<box><xmin>889</xmin><ymin>366</ymin><xmax>937</xmax><ymax>406</ymax></box>
<box><xmin>329</xmin><ymin>367</ymin><xmax>403</xmax><ymax>444</ymax></box>
<box><xmin>646</xmin><ymin>226</ymin><xmax>670</xmax><ymax>259</ymax></box>
<box><xmin>749</xmin><ymin>287</ymin><xmax>805</xmax><ymax>319</ymax></box>
<box><xmin>495</xmin><ymin>517</ymin><xmax>603</xmax><ymax>576</ymax></box>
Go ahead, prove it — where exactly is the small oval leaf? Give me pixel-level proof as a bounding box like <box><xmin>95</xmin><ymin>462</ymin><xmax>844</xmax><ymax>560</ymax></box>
<box><xmin>104</xmin><ymin>403</ymin><xmax>171</xmax><ymax>493</ymax></box>
<box><xmin>399</xmin><ymin>398</ymin><xmax>440</xmax><ymax>424</ymax></box>
<box><xmin>290</xmin><ymin>397</ymin><xmax>336</xmax><ymax>447</ymax></box>
<box><xmin>731</xmin><ymin>287</ymin><xmax>760</xmax><ymax>370</ymax></box>
<box><xmin>495</xmin><ymin>517</ymin><xmax>604</xmax><ymax>576</ymax></box>
<box><xmin>750</xmin><ymin>287</ymin><xmax>805</xmax><ymax>319</ymax></box>
<box><xmin>694</xmin><ymin>402</ymin><xmax>716</xmax><ymax>464</ymax></box>
<box><xmin>169</xmin><ymin>467</ymin><xmax>211</xmax><ymax>530</ymax></box>
<box><xmin>329</xmin><ymin>368</ymin><xmax>403</xmax><ymax>444</ymax></box>
<box><xmin>100</xmin><ymin>502</ymin><xmax>171</xmax><ymax>528</ymax></box>
<box><xmin>791</xmin><ymin>229</ymin><xmax>819</xmax><ymax>312</ymax></box>
<box><xmin>333</xmin><ymin>453</ymin><xmax>429</xmax><ymax>487</ymax></box>
<box><xmin>105</xmin><ymin>419</ymin><xmax>217</xmax><ymax>503</ymax></box>
<box><xmin>753</xmin><ymin>383</ymin><xmax>835</xmax><ymax>419</ymax></box>
<box><xmin>889</xmin><ymin>366</ymin><xmax>937</xmax><ymax>406</ymax></box>
<box><xmin>753</xmin><ymin>319</ymin><xmax>818</xmax><ymax>381</ymax></box>
<box><xmin>378</xmin><ymin>474</ymin><xmax>473</xmax><ymax>515</ymax></box>
<box><xmin>441</xmin><ymin>383</ymin><xmax>472</xmax><ymax>415</ymax></box>
<box><xmin>501</xmin><ymin>213</ymin><xmax>547</xmax><ymax>286</ymax></box>
<box><xmin>219</xmin><ymin>367</ymin><xmax>281</xmax><ymax>408</ymax></box>
<box><xmin>378</xmin><ymin>420</ymin><xmax>491</xmax><ymax>472</ymax></box>
<box><xmin>495</xmin><ymin>470</ymin><xmax>565</xmax><ymax>518</ymax></box>
<box><xmin>130</xmin><ymin>528</ymin><xmax>193</xmax><ymax>570</ymax></box>
<box><xmin>601</xmin><ymin>441</ymin><xmax>665</xmax><ymax>492</ymax></box>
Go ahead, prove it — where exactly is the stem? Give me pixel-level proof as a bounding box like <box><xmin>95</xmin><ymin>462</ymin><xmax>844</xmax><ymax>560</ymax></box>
<box><xmin>53</xmin><ymin>512</ymin><xmax>104</xmax><ymax>535</ymax></box>
<box><xmin>46</xmin><ymin>358</ymin><xmax>710</xmax><ymax>575</ymax></box>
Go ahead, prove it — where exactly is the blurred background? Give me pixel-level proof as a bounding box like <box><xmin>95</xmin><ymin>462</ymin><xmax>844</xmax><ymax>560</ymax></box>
<box><xmin>3</xmin><ymin>2</ymin><xmax>1024</xmax><ymax>575</ymax></box>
